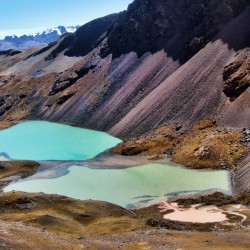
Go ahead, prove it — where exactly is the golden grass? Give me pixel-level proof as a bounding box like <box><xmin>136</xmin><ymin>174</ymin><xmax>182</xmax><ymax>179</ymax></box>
<box><xmin>111</xmin><ymin>119</ymin><xmax>248</xmax><ymax>170</ymax></box>
<box><xmin>0</xmin><ymin>160</ymin><xmax>39</xmax><ymax>179</ymax></box>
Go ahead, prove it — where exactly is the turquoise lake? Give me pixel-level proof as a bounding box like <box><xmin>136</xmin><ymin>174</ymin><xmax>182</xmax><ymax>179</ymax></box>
<box><xmin>1</xmin><ymin>121</ymin><xmax>231</xmax><ymax>208</ymax></box>
<box><xmin>0</xmin><ymin>121</ymin><xmax>121</xmax><ymax>161</ymax></box>
<box><xmin>4</xmin><ymin>164</ymin><xmax>231</xmax><ymax>208</ymax></box>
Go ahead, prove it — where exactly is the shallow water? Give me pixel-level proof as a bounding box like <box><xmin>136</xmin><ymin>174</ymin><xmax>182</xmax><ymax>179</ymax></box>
<box><xmin>0</xmin><ymin>121</ymin><xmax>121</xmax><ymax>161</ymax></box>
<box><xmin>4</xmin><ymin>164</ymin><xmax>231</xmax><ymax>208</ymax></box>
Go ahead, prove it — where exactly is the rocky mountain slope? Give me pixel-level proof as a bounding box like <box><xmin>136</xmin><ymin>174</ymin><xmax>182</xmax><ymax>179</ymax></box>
<box><xmin>0</xmin><ymin>25</ymin><xmax>79</xmax><ymax>51</ymax></box>
<box><xmin>0</xmin><ymin>0</ymin><xmax>249</xmax><ymax>170</ymax></box>
<box><xmin>0</xmin><ymin>0</ymin><xmax>249</xmax><ymax>134</ymax></box>
<box><xmin>100</xmin><ymin>0</ymin><xmax>250</xmax><ymax>60</ymax></box>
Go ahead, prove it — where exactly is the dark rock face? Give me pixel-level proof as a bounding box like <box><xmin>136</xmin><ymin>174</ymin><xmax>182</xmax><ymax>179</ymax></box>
<box><xmin>100</xmin><ymin>0</ymin><xmax>250</xmax><ymax>61</ymax></box>
<box><xmin>56</xmin><ymin>93</ymin><xmax>75</xmax><ymax>105</ymax></box>
<box><xmin>241</xmin><ymin>128</ymin><xmax>250</xmax><ymax>143</ymax></box>
<box><xmin>49</xmin><ymin>65</ymin><xmax>96</xmax><ymax>95</ymax></box>
<box><xmin>45</xmin><ymin>34</ymin><xmax>75</xmax><ymax>61</ymax></box>
<box><xmin>26</xmin><ymin>42</ymin><xmax>57</xmax><ymax>59</ymax></box>
<box><xmin>64</xmin><ymin>14</ymin><xmax>118</xmax><ymax>57</ymax></box>
<box><xmin>223</xmin><ymin>56</ymin><xmax>250</xmax><ymax>100</ymax></box>
<box><xmin>41</xmin><ymin>14</ymin><xmax>118</xmax><ymax>60</ymax></box>
<box><xmin>49</xmin><ymin>74</ymin><xmax>78</xmax><ymax>96</ymax></box>
<box><xmin>0</xmin><ymin>49</ymin><xmax>21</xmax><ymax>57</ymax></box>
<box><xmin>0</xmin><ymin>95</ymin><xmax>16</xmax><ymax>116</ymax></box>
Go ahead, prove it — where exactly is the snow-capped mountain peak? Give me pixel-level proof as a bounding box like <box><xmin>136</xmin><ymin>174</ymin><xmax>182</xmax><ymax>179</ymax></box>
<box><xmin>24</xmin><ymin>25</ymin><xmax>79</xmax><ymax>38</ymax></box>
<box><xmin>0</xmin><ymin>25</ymin><xmax>80</xmax><ymax>51</ymax></box>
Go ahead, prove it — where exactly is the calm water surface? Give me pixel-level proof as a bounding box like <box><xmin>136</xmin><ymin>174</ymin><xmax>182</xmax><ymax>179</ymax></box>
<box><xmin>4</xmin><ymin>164</ymin><xmax>231</xmax><ymax>208</ymax></box>
<box><xmin>0</xmin><ymin>121</ymin><xmax>121</xmax><ymax>161</ymax></box>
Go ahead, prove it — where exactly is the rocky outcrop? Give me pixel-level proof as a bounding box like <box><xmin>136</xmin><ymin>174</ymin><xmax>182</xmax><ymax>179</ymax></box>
<box><xmin>64</xmin><ymin>14</ymin><xmax>118</xmax><ymax>57</ymax></box>
<box><xmin>0</xmin><ymin>160</ymin><xmax>40</xmax><ymax>190</ymax></box>
<box><xmin>0</xmin><ymin>95</ymin><xmax>17</xmax><ymax>116</ymax></box>
<box><xmin>44</xmin><ymin>34</ymin><xmax>75</xmax><ymax>61</ymax></box>
<box><xmin>100</xmin><ymin>0</ymin><xmax>250</xmax><ymax>60</ymax></box>
<box><xmin>111</xmin><ymin>120</ymin><xmax>248</xmax><ymax>170</ymax></box>
<box><xmin>0</xmin><ymin>49</ymin><xmax>21</xmax><ymax>57</ymax></box>
<box><xmin>49</xmin><ymin>64</ymin><xmax>96</xmax><ymax>95</ymax></box>
<box><xmin>223</xmin><ymin>54</ymin><xmax>250</xmax><ymax>100</ymax></box>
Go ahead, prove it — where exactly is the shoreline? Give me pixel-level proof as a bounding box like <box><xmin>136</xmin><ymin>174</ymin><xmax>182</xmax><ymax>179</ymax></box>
<box><xmin>1</xmin><ymin>119</ymin><xmax>249</xmax><ymax>188</ymax></box>
<box><xmin>0</xmin><ymin>151</ymin><xmax>235</xmax><ymax>198</ymax></box>
<box><xmin>0</xmin><ymin>157</ymin><xmax>235</xmax><ymax>216</ymax></box>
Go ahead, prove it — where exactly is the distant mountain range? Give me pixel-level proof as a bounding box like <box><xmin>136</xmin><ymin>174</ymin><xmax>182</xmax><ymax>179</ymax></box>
<box><xmin>0</xmin><ymin>25</ymin><xmax>80</xmax><ymax>50</ymax></box>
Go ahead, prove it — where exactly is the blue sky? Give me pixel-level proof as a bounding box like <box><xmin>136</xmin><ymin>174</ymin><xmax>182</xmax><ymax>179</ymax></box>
<box><xmin>0</xmin><ymin>0</ymin><xmax>133</xmax><ymax>38</ymax></box>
